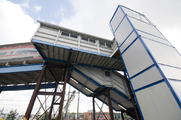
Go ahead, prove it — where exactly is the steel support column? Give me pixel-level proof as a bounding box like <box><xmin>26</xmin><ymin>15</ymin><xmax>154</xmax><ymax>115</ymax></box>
<box><xmin>23</xmin><ymin>65</ymin><xmax>47</xmax><ymax>120</ymax></box>
<box><xmin>124</xmin><ymin>72</ymin><xmax>141</xmax><ymax>120</ymax></box>
<box><xmin>121</xmin><ymin>112</ymin><xmax>125</xmax><ymax>120</ymax></box>
<box><xmin>92</xmin><ymin>97</ymin><xmax>95</xmax><ymax>120</ymax></box>
<box><xmin>107</xmin><ymin>89</ymin><xmax>114</xmax><ymax>120</ymax></box>
<box><xmin>57</xmin><ymin>49</ymin><xmax>72</xmax><ymax>120</ymax></box>
<box><xmin>49</xmin><ymin>84</ymin><xmax>58</xmax><ymax>120</ymax></box>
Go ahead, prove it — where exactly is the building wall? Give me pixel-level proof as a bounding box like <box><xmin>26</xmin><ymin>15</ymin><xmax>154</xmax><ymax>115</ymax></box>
<box><xmin>84</xmin><ymin>112</ymin><xmax>109</xmax><ymax>120</ymax></box>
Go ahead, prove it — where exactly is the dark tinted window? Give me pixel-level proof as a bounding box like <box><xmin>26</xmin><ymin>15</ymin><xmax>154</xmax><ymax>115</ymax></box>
<box><xmin>15</xmin><ymin>50</ymin><xmax>37</xmax><ymax>54</ymax></box>
<box><xmin>61</xmin><ymin>32</ymin><xmax>69</xmax><ymax>37</ymax></box>
<box><xmin>89</xmin><ymin>38</ymin><xmax>95</xmax><ymax>43</ymax></box>
<box><xmin>82</xmin><ymin>37</ymin><xmax>88</xmax><ymax>42</ymax></box>
<box><xmin>106</xmin><ymin>43</ymin><xmax>112</xmax><ymax>48</ymax></box>
<box><xmin>70</xmin><ymin>34</ymin><xmax>78</xmax><ymax>38</ymax></box>
<box><xmin>0</xmin><ymin>52</ymin><xmax>7</xmax><ymax>56</ymax></box>
<box><xmin>100</xmin><ymin>41</ymin><xmax>105</xmax><ymax>46</ymax></box>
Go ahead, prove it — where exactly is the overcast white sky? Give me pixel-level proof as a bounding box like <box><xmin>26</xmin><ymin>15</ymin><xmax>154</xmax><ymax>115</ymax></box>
<box><xmin>0</xmin><ymin>0</ymin><xmax>181</xmax><ymax>115</ymax></box>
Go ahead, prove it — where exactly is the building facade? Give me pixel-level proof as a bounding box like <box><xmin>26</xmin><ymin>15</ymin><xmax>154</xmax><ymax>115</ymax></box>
<box><xmin>84</xmin><ymin>111</ymin><xmax>109</xmax><ymax>120</ymax></box>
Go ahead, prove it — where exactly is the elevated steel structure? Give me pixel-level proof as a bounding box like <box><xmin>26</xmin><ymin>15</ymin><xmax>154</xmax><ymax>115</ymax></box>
<box><xmin>1</xmin><ymin>5</ymin><xmax>180</xmax><ymax>120</ymax></box>
<box><xmin>0</xmin><ymin>21</ymin><xmax>135</xmax><ymax>119</ymax></box>
<box><xmin>29</xmin><ymin>19</ymin><xmax>136</xmax><ymax>119</ymax></box>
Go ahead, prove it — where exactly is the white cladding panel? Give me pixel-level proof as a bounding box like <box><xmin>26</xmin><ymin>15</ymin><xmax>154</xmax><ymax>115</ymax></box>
<box><xmin>159</xmin><ymin>64</ymin><xmax>181</xmax><ymax>80</ymax></box>
<box><xmin>75</xmin><ymin>65</ymin><xmax>129</xmax><ymax>97</ymax></box>
<box><xmin>129</xmin><ymin>17</ymin><xmax>165</xmax><ymax>39</ymax></box>
<box><xmin>136</xmin><ymin>82</ymin><xmax>181</xmax><ymax>120</ymax></box>
<box><xmin>110</xmin><ymin>5</ymin><xmax>181</xmax><ymax>119</ymax></box>
<box><xmin>131</xmin><ymin>66</ymin><xmax>163</xmax><ymax>90</ymax></box>
<box><xmin>75</xmin><ymin>66</ymin><xmax>105</xmax><ymax>85</ymax></box>
<box><xmin>84</xmin><ymin>80</ymin><xmax>98</xmax><ymax>91</ymax></box>
<box><xmin>122</xmin><ymin>7</ymin><xmax>150</xmax><ymax>24</ymax></box>
<box><xmin>120</xmin><ymin>31</ymin><xmax>137</xmax><ymax>53</ymax></box>
<box><xmin>71</xmin><ymin>70</ymin><xmax>87</xmax><ymax>84</ymax></box>
<box><xmin>115</xmin><ymin>18</ymin><xmax>133</xmax><ymax>46</ymax></box>
<box><xmin>137</xmin><ymin>31</ymin><xmax>171</xmax><ymax>46</ymax></box>
<box><xmin>36</xmin><ymin>32</ymin><xmax>56</xmax><ymax>40</ymax></box>
<box><xmin>33</xmin><ymin>36</ymin><xmax>54</xmax><ymax>44</ymax></box>
<box><xmin>122</xmin><ymin>39</ymin><xmax>154</xmax><ymax>77</ymax></box>
<box><xmin>112</xmin><ymin>72</ymin><xmax>129</xmax><ymax>96</ymax></box>
<box><xmin>34</xmin><ymin>25</ymin><xmax>113</xmax><ymax>57</ymax></box>
<box><xmin>110</xmin><ymin>7</ymin><xmax>125</xmax><ymax>32</ymax></box>
<box><xmin>39</xmin><ymin>27</ymin><xmax>58</xmax><ymax>36</ymax></box>
<box><xmin>169</xmin><ymin>80</ymin><xmax>181</xmax><ymax>102</ymax></box>
<box><xmin>143</xmin><ymin>38</ymin><xmax>181</xmax><ymax>68</ymax></box>
<box><xmin>109</xmin><ymin>90</ymin><xmax>132</xmax><ymax>108</ymax></box>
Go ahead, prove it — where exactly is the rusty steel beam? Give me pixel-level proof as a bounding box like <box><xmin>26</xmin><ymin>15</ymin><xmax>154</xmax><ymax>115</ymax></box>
<box><xmin>57</xmin><ymin>49</ymin><xmax>72</xmax><ymax>120</ymax></box>
<box><xmin>49</xmin><ymin>84</ymin><xmax>58</xmax><ymax>120</ymax></box>
<box><xmin>93</xmin><ymin>87</ymin><xmax>109</xmax><ymax>98</ymax></box>
<box><xmin>46</xmin><ymin>63</ymin><xmax>65</xmax><ymax>69</ymax></box>
<box><xmin>92</xmin><ymin>97</ymin><xmax>95</xmax><ymax>120</ymax></box>
<box><xmin>47</xmin><ymin>67</ymin><xmax>59</xmax><ymax>84</ymax></box>
<box><xmin>37</xmin><ymin>91</ymin><xmax>62</xmax><ymax>96</ymax></box>
<box><xmin>94</xmin><ymin>99</ymin><xmax>108</xmax><ymax>120</ymax></box>
<box><xmin>121</xmin><ymin>112</ymin><xmax>125</xmax><ymax>120</ymax></box>
<box><xmin>124</xmin><ymin>72</ymin><xmax>141</xmax><ymax>120</ymax></box>
<box><xmin>53</xmin><ymin>103</ymin><xmax>61</xmax><ymax>105</ymax></box>
<box><xmin>107</xmin><ymin>89</ymin><xmax>114</xmax><ymax>120</ymax></box>
<box><xmin>23</xmin><ymin>65</ymin><xmax>47</xmax><ymax>120</ymax></box>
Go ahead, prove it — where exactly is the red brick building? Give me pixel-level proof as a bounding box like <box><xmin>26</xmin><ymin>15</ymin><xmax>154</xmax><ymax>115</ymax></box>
<box><xmin>84</xmin><ymin>110</ymin><xmax>110</xmax><ymax>120</ymax></box>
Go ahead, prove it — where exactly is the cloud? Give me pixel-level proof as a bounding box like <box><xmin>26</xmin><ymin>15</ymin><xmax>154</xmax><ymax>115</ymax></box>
<box><xmin>34</xmin><ymin>4</ymin><xmax>42</xmax><ymax>13</ymax></box>
<box><xmin>0</xmin><ymin>0</ymin><xmax>38</xmax><ymax>45</ymax></box>
<box><xmin>19</xmin><ymin>0</ymin><xmax>30</xmax><ymax>13</ymax></box>
<box><xmin>50</xmin><ymin>20</ymin><xmax>57</xmax><ymax>25</ymax></box>
<box><xmin>20</xmin><ymin>0</ymin><xmax>29</xmax><ymax>8</ymax></box>
<box><xmin>51</xmin><ymin>6</ymin><xmax>67</xmax><ymax>20</ymax></box>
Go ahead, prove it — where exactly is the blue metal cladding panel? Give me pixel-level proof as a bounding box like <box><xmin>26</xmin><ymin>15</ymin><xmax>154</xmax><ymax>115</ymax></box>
<box><xmin>110</xmin><ymin>5</ymin><xmax>181</xmax><ymax>120</ymax></box>
<box><xmin>0</xmin><ymin>83</ymin><xmax>56</xmax><ymax>92</ymax></box>
<box><xmin>0</xmin><ymin>63</ymin><xmax>43</xmax><ymax>74</ymax></box>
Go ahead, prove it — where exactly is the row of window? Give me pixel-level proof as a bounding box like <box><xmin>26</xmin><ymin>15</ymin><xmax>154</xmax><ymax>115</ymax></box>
<box><xmin>61</xmin><ymin>31</ymin><xmax>112</xmax><ymax>48</ymax></box>
<box><xmin>0</xmin><ymin>50</ymin><xmax>37</xmax><ymax>56</ymax></box>
<box><xmin>15</xmin><ymin>50</ymin><xmax>37</xmax><ymax>54</ymax></box>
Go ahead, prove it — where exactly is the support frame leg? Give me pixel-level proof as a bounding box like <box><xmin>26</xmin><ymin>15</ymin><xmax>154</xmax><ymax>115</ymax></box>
<box><xmin>107</xmin><ymin>89</ymin><xmax>114</xmax><ymax>120</ymax></box>
<box><xmin>23</xmin><ymin>65</ymin><xmax>47</xmax><ymax>120</ymax></box>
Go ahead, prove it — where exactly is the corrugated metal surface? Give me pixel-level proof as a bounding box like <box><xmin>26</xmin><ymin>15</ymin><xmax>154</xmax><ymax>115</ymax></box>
<box><xmin>69</xmin><ymin>65</ymin><xmax>133</xmax><ymax>112</ymax></box>
<box><xmin>110</xmin><ymin>5</ymin><xmax>181</xmax><ymax>120</ymax></box>
<box><xmin>33</xmin><ymin>41</ymin><xmax>124</xmax><ymax>70</ymax></box>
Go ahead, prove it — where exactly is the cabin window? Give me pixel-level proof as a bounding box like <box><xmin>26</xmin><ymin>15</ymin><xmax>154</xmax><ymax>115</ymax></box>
<box><xmin>99</xmin><ymin>41</ymin><xmax>112</xmax><ymax>48</ymax></box>
<box><xmin>61</xmin><ymin>32</ymin><xmax>69</xmax><ymax>37</ymax></box>
<box><xmin>70</xmin><ymin>34</ymin><xmax>78</xmax><ymax>39</ymax></box>
<box><xmin>106</xmin><ymin>43</ymin><xmax>112</xmax><ymax>48</ymax></box>
<box><xmin>10</xmin><ymin>51</ymin><xmax>14</xmax><ymax>54</ymax></box>
<box><xmin>81</xmin><ymin>37</ymin><xmax>88</xmax><ymax>42</ymax></box>
<box><xmin>15</xmin><ymin>50</ymin><xmax>37</xmax><ymax>54</ymax></box>
<box><xmin>99</xmin><ymin>41</ymin><xmax>105</xmax><ymax>47</ymax></box>
<box><xmin>89</xmin><ymin>38</ymin><xmax>96</xmax><ymax>43</ymax></box>
<box><xmin>0</xmin><ymin>52</ymin><xmax>7</xmax><ymax>56</ymax></box>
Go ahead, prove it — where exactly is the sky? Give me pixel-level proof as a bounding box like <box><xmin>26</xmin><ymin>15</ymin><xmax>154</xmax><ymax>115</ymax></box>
<box><xmin>0</xmin><ymin>0</ymin><xmax>181</xmax><ymax>116</ymax></box>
